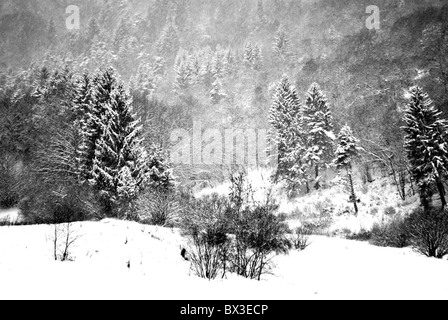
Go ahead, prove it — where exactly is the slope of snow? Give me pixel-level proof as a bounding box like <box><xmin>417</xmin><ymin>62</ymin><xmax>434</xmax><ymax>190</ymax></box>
<box><xmin>1</xmin><ymin>219</ymin><xmax>447</xmax><ymax>300</ymax></box>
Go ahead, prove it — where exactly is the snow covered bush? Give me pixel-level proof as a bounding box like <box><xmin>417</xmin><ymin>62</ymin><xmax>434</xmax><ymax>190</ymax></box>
<box><xmin>408</xmin><ymin>208</ymin><xmax>448</xmax><ymax>259</ymax></box>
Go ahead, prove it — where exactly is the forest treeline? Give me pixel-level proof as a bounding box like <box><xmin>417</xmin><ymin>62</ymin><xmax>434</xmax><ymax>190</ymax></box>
<box><xmin>0</xmin><ymin>0</ymin><xmax>447</xmax><ymax>219</ymax></box>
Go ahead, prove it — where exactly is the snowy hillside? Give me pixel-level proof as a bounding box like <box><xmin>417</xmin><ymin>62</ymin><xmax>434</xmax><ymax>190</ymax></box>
<box><xmin>1</xmin><ymin>219</ymin><xmax>447</xmax><ymax>300</ymax></box>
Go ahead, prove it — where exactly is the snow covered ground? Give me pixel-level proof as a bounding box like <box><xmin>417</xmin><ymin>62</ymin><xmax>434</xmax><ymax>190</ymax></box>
<box><xmin>1</xmin><ymin>219</ymin><xmax>447</xmax><ymax>300</ymax></box>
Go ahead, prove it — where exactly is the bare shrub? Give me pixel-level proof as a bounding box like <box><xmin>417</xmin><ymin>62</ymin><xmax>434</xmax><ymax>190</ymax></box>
<box><xmin>293</xmin><ymin>226</ymin><xmax>312</xmax><ymax>250</ymax></box>
<box><xmin>49</xmin><ymin>222</ymin><xmax>81</xmax><ymax>261</ymax></box>
<box><xmin>188</xmin><ymin>234</ymin><xmax>232</xmax><ymax>280</ymax></box>
<box><xmin>408</xmin><ymin>208</ymin><xmax>448</xmax><ymax>259</ymax></box>
<box><xmin>136</xmin><ymin>188</ymin><xmax>180</xmax><ymax>226</ymax></box>
<box><xmin>370</xmin><ymin>215</ymin><xmax>410</xmax><ymax>248</ymax></box>
<box><xmin>181</xmin><ymin>194</ymin><xmax>233</xmax><ymax>279</ymax></box>
<box><xmin>23</xmin><ymin>184</ymin><xmax>99</xmax><ymax>224</ymax></box>
<box><xmin>182</xmin><ymin>174</ymin><xmax>291</xmax><ymax>281</ymax></box>
<box><xmin>231</xmin><ymin>205</ymin><xmax>291</xmax><ymax>281</ymax></box>
<box><xmin>345</xmin><ymin>228</ymin><xmax>372</xmax><ymax>241</ymax></box>
<box><xmin>0</xmin><ymin>153</ymin><xmax>24</xmax><ymax>209</ymax></box>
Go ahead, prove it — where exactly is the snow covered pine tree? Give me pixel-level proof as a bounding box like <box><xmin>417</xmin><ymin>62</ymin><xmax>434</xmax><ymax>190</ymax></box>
<box><xmin>402</xmin><ymin>86</ymin><xmax>448</xmax><ymax>209</ymax></box>
<box><xmin>334</xmin><ymin>125</ymin><xmax>360</xmax><ymax>214</ymax></box>
<box><xmin>302</xmin><ymin>82</ymin><xmax>335</xmax><ymax>190</ymax></box>
<box><xmin>74</xmin><ymin>68</ymin><xmax>147</xmax><ymax>216</ymax></box>
<box><xmin>269</xmin><ymin>75</ymin><xmax>306</xmax><ymax>192</ymax></box>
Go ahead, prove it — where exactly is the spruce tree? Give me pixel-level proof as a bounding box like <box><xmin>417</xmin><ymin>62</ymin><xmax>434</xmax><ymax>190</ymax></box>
<box><xmin>334</xmin><ymin>125</ymin><xmax>360</xmax><ymax>214</ymax></box>
<box><xmin>273</xmin><ymin>25</ymin><xmax>291</xmax><ymax>63</ymax></box>
<box><xmin>244</xmin><ymin>42</ymin><xmax>263</xmax><ymax>71</ymax></box>
<box><xmin>113</xmin><ymin>18</ymin><xmax>130</xmax><ymax>51</ymax></box>
<box><xmin>173</xmin><ymin>52</ymin><xmax>191</xmax><ymax>91</ymax></box>
<box><xmin>132</xmin><ymin>62</ymin><xmax>159</xmax><ymax>98</ymax></box>
<box><xmin>147</xmin><ymin>0</ymin><xmax>171</xmax><ymax>33</ymax></box>
<box><xmin>302</xmin><ymin>83</ymin><xmax>335</xmax><ymax>189</ymax></box>
<box><xmin>156</xmin><ymin>22</ymin><xmax>180</xmax><ymax>60</ymax></box>
<box><xmin>145</xmin><ymin>145</ymin><xmax>175</xmax><ymax>191</ymax></box>
<box><xmin>402</xmin><ymin>86</ymin><xmax>448</xmax><ymax>209</ymax></box>
<box><xmin>72</xmin><ymin>71</ymin><xmax>94</xmax><ymax>181</ymax></box>
<box><xmin>257</xmin><ymin>0</ymin><xmax>266</xmax><ymax>24</ymax></box>
<box><xmin>210</xmin><ymin>76</ymin><xmax>226</xmax><ymax>104</ymax></box>
<box><xmin>269</xmin><ymin>75</ymin><xmax>305</xmax><ymax>190</ymax></box>
<box><xmin>100</xmin><ymin>0</ymin><xmax>114</xmax><ymax>28</ymax></box>
<box><xmin>85</xmin><ymin>18</ymin><xmax>101</xmax><ymax>51</ymax></box>
<box><xmin>211</xmin><ymin>48</ymin><xmax>227</xmax><ymax>78</ymax></box>
<box><xmin>75</xmin><ymin>68</ymin><xmax>147</xmax><ymax>215</ymax></box>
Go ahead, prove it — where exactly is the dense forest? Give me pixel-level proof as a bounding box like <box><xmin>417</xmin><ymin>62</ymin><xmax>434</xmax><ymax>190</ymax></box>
<box><xmin>0</xmin><ymin>0</ymin><xmax>447</xmax><ymax>219</ymax></box>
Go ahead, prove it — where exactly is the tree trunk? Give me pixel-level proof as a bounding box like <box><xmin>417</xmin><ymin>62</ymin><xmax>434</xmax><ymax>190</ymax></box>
<box><xmin>399</xmin><ymin>171</ymin><xmax>406</xmax><ymax>201</ymax></box>
<box><xmin>436</xmin><ymin>178</ymin><xmax>446</xmax><ymax>209</ymax></box>
<box><xmin>314</xmin><ymin>165</ymin><xmax>320</xmax><ymax>190</ymax></box>
<box><xmin>419</xmin><ymin>182</ymin><xmax>433</xmax><ymax>210</ymax></box>
<box><xmin>364</xmin><ymin>163</ymin><xmax>373</xmax><ymax>183</ymax></box>
<box><xmin>346</xmin><ymin>167</ymin><xmax>358</xmax><ymax>215</ymax></box>
<box><xmin>407</xmin><ymin>168</ymin><xmax>416</xmax><ymax>196</ymax></box>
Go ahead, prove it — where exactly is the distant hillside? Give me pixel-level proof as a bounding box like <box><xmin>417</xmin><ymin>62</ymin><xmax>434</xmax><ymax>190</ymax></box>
<box><xmin>0</xmin><ymin>0</ymin><xmax>447</xmax><ymax>150</ymax></box>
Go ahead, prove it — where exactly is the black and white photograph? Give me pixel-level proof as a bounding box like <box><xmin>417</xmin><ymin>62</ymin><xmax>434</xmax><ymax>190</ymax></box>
<box><xmin>0</xmin><ymin>0</ymin><xmax>447</xmax><ymax>302</ymax></box>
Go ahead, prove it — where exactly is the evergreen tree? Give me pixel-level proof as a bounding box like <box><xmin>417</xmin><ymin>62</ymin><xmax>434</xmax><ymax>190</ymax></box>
<box><xmin>257</xmin><ymin>0</ymin><xmax>267</xmax><ymax>25</ymax></box>
<box><xmin>147</xmin><ymin>0</ymin><xmax>171</xmax><ymax>34</ymax></box>
<box><xmin>85</xmin><ymin>18</ymin><xmax>101</xmax><ymax>51</ymax></box>
<box><xmin>173</xmin><ymin>51</ymin><xmax>191</xmax><ymax>91</ymax></box>
<box><xmin>177</xmin><ymin>0</ymin><xmax>189</xmax><ymax>31</ymax></box>
<box><xmin>131</xmin><ymin>61</ymin><xmax>160</xmax><ymax>99</ymax></box>
<box><xmin>113</xmin><ymin>18</ymin><xmax>130</xmax><ymax>52</ymax></box>
<box><xmin>156</xmin><ymin>21</ymin><xmax>180</xmax><ymax>60</ymax></box>
<box><xmin>210</xmin><ymin>76</ymin><xmax>226</xmax><ymax>104</ymax></box>
<box><xmin>85</xmin><ymin>37</ymin><xmax>117</xmax><ymax>71</ymax></box>
<box><xmin>334</xmin><ymin>125</ymin><xmax>360</xmax><ymax>214</ymax></box>
<box><xmin>273</xmin><ymin>25</ymin><xmax>291</xmax><ymax>63</ymax></box>
<box><xmin>145</xmin><ymin>145</ymin><xmax>175</xmax><ymax>191</ymax></box>
<box><xmin>402</xmin><ymin>86</ymin><xmax>448</xmax><ymax>209</ymax></box>
<box><xmin>269</xmin><ymin>75</ymin><xmax>305</xmax><ymax>190</ymax></box>
<box><xmin>302</xmin><ymin>83</ymin><xmax>335</xmax><ymax>189</ymax></box>
<box><xmin>244</xmin><ymin>42</ymin><xmax>254</xmax><ymax>65</ymax></box>
<box><xmin>211</xmin><ymin>47</ymin><xmax>227</xmax><ymax>79</ymax></box>
<box><xmin>244</xmin><ymin>42</ymin><xmax>263</xmax><ymax>71</ymax></box>
<box><xmin>116</xmin><ymin>36</ymin><xmax>140</xmax><ymax>76</ymax></box>
<box><xmin>100</xmin><ymin>0</ymin><xmax>115</xmax><ymax>28</ymax></box>
<box><xmin>75</xmin><ymin>68</ymin><xmax>147</xmax><ymax>215</ymax></box>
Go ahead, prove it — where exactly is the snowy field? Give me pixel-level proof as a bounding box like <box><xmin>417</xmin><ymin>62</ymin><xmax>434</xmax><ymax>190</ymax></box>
<box><xmin>1</xmin><ymin>219</ymin><xmax>448</xmax><ymax>300</ymax></box>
